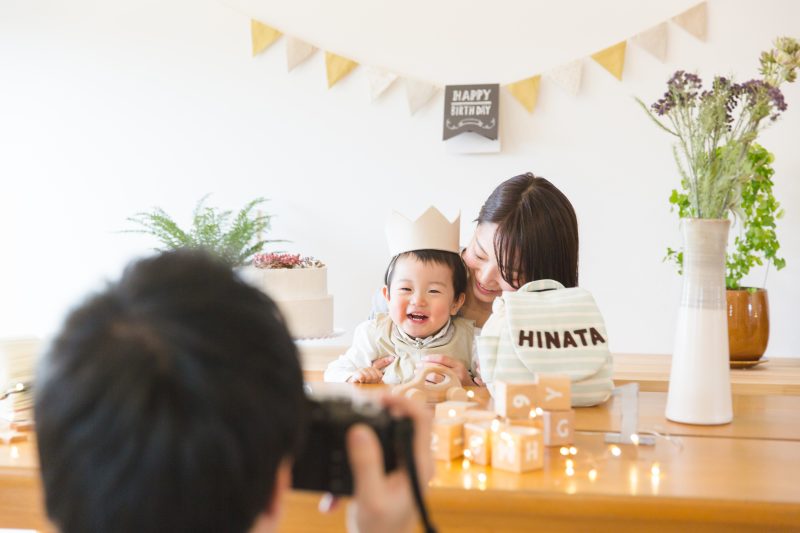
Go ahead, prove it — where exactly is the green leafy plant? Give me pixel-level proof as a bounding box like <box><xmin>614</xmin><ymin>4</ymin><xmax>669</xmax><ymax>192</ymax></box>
<box><xmin>664</xmin><ymin>143</ymin><xmax>786</xmax><ymax>289</ymax></box>
<box><xmin>126</xmin><ymin>195</ymin><xmax>281</xmax><ymax>267</ymax></box>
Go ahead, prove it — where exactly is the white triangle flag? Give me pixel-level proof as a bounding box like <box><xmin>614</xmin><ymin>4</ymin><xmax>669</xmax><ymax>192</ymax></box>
<box><xmin>405</xmin><ymin>79</ymin><xmax>438</xmax><ymax>115</ymax></box>
<box><xmin>286</xmin><ymin>37</ymin><xmax>316</xmax><ymax>71</ymax></box>
<box><xmin>546</xmin><ymin>60</ymin><xmax>582</xmax><ymax>97</ymax></box>
<box><xmin>632</xmin><ymin>22</ymin><xmax>668</xmax><ymax>62</ymax></box>
<box><xmin>672</xmin><ymin>2</ymin><xmax>708</xmax><ymax>41</ymax></box>
<box><xmin>365</xmin><ymin>67</ymin><xmax>398</xmax><ymax>101</ymax></box>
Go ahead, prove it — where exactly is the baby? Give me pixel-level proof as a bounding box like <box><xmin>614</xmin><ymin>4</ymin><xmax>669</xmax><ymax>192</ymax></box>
<box><xmin>324</xmin><ymin>248</ymin><xmax>475</xmax><ymax>384</ymax></box>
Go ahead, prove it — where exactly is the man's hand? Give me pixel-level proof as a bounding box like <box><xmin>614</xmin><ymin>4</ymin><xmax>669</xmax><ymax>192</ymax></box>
<box><xmin>345</xmin><ymin>394</ymin><xmax>433</xmax><ymax>533</ymax></box>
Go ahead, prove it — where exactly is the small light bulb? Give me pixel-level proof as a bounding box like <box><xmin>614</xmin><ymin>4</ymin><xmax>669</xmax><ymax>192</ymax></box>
<box><xmin>566</xmin><ymin>459</ymin><xmax>574</xmax><ymax>470</ymax></box>
<box><xmin>490</xmin><ymin>419</ymin><xmax>501</xmax><ymax>432</ymax></box>
<box><xmin>565</xmin><ymin>466</ymin><xmax>575</xmax><ymax>477</ymax></box>
<box><xmin>651</xmin><ymin>462</ymin><xmax>661</xmax><ymax>477</ymax></box>
<box><xmin>478</xmin><ymin>473</ymin><xmax>487</xmax><ymax>483</ymax></box>
<box><xmin>14</xmin><ymin>383</ymin><xmax>24</xmax><ymax>391</ymax></box>
<box><xmin>569</xmin><ymin>446</ymin><xmax>577</xmax><ymax>455</ymax></box>
<box><xmin>463</xmin><ymin>449</ymin><xmax>472</xmax><ymax>459</ymax></box>
<box><xmin>529</xmin><ymin>408</ymin><xmax>537</xmax><ymax>418</ymax></box>
<box><xmin>466</xmin><ymin>390</ymin><xmax>475</xmax><ymax>399</ymax></box>
<box><xmin>448</xmin><ymin>409</ymin><xmax>456</xmax><ymax>418</ymax></box>
<box><xmin>588</xmin><ymin>468</ymin><xmax>598</xmax><ymax>482</ymax></box>
<box><xmin>535</xmin><ymin>407</ymin><xmax>544</xmax><ymax>416</ymax></box>
<box><xmin>559</xmin><ymin>447</ymin><xmax>569</xmax><ymax>456</ymax></box>
<box><xmin>462</xmin><ymin>458</ymin><xmax>471</xmax><ymax>469</ymax></box>
<box><xmin>630</xmin><ymin>433</ymin><xmax>640</xmax><ymax>445</ymax></box>
<box><xmin>610</xmin><ymin>445</ymin><xmax>622</xmax><ymax>457</ymax></box>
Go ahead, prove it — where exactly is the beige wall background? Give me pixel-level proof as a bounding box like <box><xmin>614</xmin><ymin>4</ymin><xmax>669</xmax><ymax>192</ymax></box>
<box><xmin>1</xmin><ymin>0</ymin><xmax>798</xmax><ymax>357</ymax></box>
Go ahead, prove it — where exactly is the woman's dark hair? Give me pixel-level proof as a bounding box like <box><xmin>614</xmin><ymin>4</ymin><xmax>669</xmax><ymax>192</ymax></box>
<box><xmin>384</xmin><ymin>249</ymin><xmax>468</xmax><ymax>298</ymax></box>
<box><xmin>35</xmin><ymin>249</ymin><xmax>305</xmax><ymax>533</ymax></box>
<box><xmin>477</xmin><ymin>173</ymin><xmax>579</xmax><ymax>288</ymax></box>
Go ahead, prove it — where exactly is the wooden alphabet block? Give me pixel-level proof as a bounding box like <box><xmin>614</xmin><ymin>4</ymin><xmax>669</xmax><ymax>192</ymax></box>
<box><xmin>542</xmin><ymin>409</ymin><xmax>575</xmax><ymax>446</ymax></box>
<box><xmin>431</xmin><ymin>418</ymin><xmax>464</xmax><ymax>461</ymax></box>
<box><xmin>493</xmin><ymin>381</ymin><xmax>537</xmax><ymax>419</ymax></box>
<box><xmin>463</xmin><ymin>409</ymin><xmax>497</xmax><ymax>424</ymax></box>
<box><xmin>434</xmin><ymin>401</ymin><xmax>478</xmax><ymax>420</ymax></box>
<box><xmin>464</xmin><ymin>421</ymin><xmax>493</xmax><ymax>465</ymax></box>
<box><xmin>491</xmin><ymin>426</ymin><xmax>544</xmax><ymax>473</ymax></box>
<box><xmin>534</xmin><ymin>374</ymin><xmax>572</xmax><ymax>411</ymax></box>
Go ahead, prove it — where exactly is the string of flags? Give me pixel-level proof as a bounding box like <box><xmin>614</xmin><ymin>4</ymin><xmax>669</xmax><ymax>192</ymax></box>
<box><xmin>249</xmin><ymin>2</ymin><xmax>707</xmax><ymax>116</ymax></box>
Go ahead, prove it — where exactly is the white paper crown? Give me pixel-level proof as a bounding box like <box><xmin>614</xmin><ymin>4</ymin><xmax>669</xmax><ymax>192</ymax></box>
<box><xmin>386</xmin><ymin>206</ymin><xmax>461</xmax><ymax>256</ymax></box>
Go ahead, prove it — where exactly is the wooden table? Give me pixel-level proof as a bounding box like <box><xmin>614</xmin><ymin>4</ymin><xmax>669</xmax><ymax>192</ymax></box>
<box><xmin>614</xmin><ymin>353</ymin><xmax>800</xmax><ymax>396</ymax></box>
<box><xmin>5</xmin><ymin>391</ymin><xmax>800</xmax><ymax>532</ymax></box>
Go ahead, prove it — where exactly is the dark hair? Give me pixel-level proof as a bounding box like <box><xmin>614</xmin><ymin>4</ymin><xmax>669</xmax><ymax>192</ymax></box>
<box><xmin>478</xmin><ymin>173</ymin><xmax>579</xmax><ymax>288</ymax></box>
<box><xmin>384</xmin><ymin>249</ymin><xmax>468</xmax><ymax>298</ymax></box>
<box><xmin>35</xmin><ymin>249</ymin><xmax>305</xmax><ymax>533</ymax></box>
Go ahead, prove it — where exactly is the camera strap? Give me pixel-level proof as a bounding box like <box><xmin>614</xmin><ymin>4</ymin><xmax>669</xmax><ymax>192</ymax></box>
<box><xmin>402</xmin><ymin>427</ymin><xmax>438</xmax><ymax>533</ymax></box>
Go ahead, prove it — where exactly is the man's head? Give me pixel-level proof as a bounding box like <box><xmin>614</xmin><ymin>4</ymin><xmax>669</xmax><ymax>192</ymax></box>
<box><xmin>35</xmin><ymin>249</ymin><xmax>305</xmax><ymax>533</ymax></box>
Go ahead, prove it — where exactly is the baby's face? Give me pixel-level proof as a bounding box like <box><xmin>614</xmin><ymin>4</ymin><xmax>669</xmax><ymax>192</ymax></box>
<box><xmin>383</xmin><ymin>256</ymin><xmax>464</xmax><ymax>339</ymax></box>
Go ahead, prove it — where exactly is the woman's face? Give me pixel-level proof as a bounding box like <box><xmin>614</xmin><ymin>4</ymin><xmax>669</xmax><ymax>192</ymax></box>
<box><xmin>462</xmin><ymin>223</ymin><xmax>519</xmax><ymax>304</ymax></box>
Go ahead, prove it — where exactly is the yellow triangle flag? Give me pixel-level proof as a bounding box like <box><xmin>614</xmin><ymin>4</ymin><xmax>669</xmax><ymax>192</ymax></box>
<box><xmin>591</xmin><ymin>41</ymin><xmax>626</xmax><ymax>81</ymax></box>
<box><xmin>506</xmin><ymin>75</ymin><xmax>541</xmax><ymax>113</ymax></box>
<box><xmin>251</xmin><ymin>20</ymin><xmax>281</xmax><ymax>57</ymax></box>
<box><xmin>325</xmin><ymin>52</ymin><xmax>358</xmax><ymax>88</ymax></box>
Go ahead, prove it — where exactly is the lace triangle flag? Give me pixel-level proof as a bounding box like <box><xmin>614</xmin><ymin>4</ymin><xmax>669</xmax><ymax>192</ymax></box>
<box><xmin>591</xmin><ymin>41</ymin><xmax>626</xmax><ymax>80</ymax></box>
<box><xmin>405</xmin><ymin>79</ymin><xmax>438</xmax><ymax>115</ymax></box>
<box><xmin>505</xmin><ymin>75</ymin><xmax>541</xmax><ymax>113</ymax></box>
<box><xmin>631</xmin><ymin>22</ymin><xmax>668</xmax><ymax>62</ymax></box>
<box><xmin>546</xmin><ymin>60</ymin><xmax>582</xmax><ymax>96</ymax></box>
<box><xmin>672</xmin><ymin>2</ymin><xmax>707</xmax><ymax>41</ymax></box>
<box><xmin>286</xmin><ymin>37</ymin><xmax>316</xmax><ymax>71</ymax></box>
<box><xmin>325</xmin><ymin>52</ymin><xmax>358</xmax><ymax>88</ymax></box>
<box><xmin>365</xmin><ymin>67</ymin><xmax>398</xmax><ymax>101</ymax></box>
<box><xmin>251</xmin><ymin>20</ymin><xmax>281</xmax><ymax>57</ymax></box>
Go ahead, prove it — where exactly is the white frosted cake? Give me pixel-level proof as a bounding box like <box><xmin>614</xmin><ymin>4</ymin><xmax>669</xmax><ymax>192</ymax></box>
<box><xmin>243</xmin><ymin>254</ymin><xmax>333</xmax><ymax>339</ymax></box>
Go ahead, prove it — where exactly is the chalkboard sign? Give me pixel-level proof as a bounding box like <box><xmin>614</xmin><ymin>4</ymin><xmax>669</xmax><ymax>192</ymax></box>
<box><xmin>443</xmin><ymin>84</ymin><xmax>499</xmax><ymax>141</ymax></box>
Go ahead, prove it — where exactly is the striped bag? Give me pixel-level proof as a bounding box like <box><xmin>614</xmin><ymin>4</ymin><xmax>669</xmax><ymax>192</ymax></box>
<box><xmin>477</xmin><ymin>279</ymin><xmax>613</xmax><ymax>407</ymax></box>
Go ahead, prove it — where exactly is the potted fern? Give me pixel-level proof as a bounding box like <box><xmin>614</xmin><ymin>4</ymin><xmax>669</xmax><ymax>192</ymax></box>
<box><xmin>126</xmin><ymin>195</ymin><xmax>280</xmax><ymax>267</ymax></box>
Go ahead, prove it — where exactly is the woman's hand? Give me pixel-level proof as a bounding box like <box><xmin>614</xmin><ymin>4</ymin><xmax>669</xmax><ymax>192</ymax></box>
<box><xmin>416</xmin><ymin>354</ymin><xmax>473</xmax><ymax>386</ymax></box>
<box><xmin>348</xmin><ymin>356</ymin><xmax>395</xmax><ymax>384</ymax></box>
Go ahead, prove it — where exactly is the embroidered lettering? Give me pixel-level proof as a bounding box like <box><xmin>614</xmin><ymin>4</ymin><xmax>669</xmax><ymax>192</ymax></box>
<box><xmin>590</xmin><ymin>327</ymin><xmax>606</xmax><ymax>345</ymax></box>
<box><xmin>573</xmin><ymin>328</ymin><xmax>588</xmax><ymax>346</ymax></box>
<box><xmin>562</xmin><ymin>331</ymin><xmax>578</xmax><ymax>348</ymax></box>
<box><xmin>544</xmin><ymin>331</ymin><xmax>560</xmax><ymax>349</ymax></box>
<box><xmin>518</xmin><ymin>330</ymin><xmax>535</xmax><ymax>347</ymax></box>
<box><xmin>536</xmin><ymin>331</ymin><xmax>543</xmax><ymax>348</ymax></box>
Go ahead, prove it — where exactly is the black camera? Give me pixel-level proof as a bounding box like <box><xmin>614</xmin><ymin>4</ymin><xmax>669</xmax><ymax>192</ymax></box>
<box><xmin>291</xmin><ymin>396</ymin><xmax>413</xmax><ymax>495</ymax></box>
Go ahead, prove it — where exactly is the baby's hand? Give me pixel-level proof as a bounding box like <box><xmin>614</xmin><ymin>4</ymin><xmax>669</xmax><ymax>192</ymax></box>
<box><xmin>349</xmin><ymin>367</ymin><xmax>384</xmax><ymax>384</ymax></box>
<box><xmin>349</xmin><ymin>356</ymin><xmax>395</xmax><ymax>384</ymax></box>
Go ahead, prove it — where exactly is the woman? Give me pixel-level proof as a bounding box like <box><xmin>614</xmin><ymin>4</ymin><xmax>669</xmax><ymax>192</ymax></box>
<box><xmin>418</xmin><ymin>173</ymin><xmax>579</xmax><ymax>385</ymax></box>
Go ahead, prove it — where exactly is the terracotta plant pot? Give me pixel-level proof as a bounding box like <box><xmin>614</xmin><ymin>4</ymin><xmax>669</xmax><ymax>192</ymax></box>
<box><xmin>726</xmin><ymin>288</ymin><xmax>769</xmax><ymax>361</ymax></box>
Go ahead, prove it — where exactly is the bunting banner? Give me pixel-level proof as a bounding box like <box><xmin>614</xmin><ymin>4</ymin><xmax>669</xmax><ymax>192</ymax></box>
<box><xmin>591</xmin><ymin>41</ymin><xmax>627</xmax><ymax>81</ymax></box>
<box><xmin>547</xmin><ymin>60</ymin><xmax>583</xmax><ymax>96</ymax></box>
<box><xmin>325</xmin><ymin>52</ymin><xmax>358</xmax><ymax>88</ymax></box>
<box><xmin>405</xmin><ymin>79</ymin><xmax>438</xmax><ymax>115</ymax></box>
<box><xmin>286</xmin><ymin>37</ymin><xmax>316</xmax><ymax>71</ymax></box>
<box><xmin>672</xmin><ymin>1</ymin><xmax>708</xmax><ymax>41</ymax></box>
<box><xmin>251</xmin><ymin>20</ymin><xmax>281</xmax><ymax>57</ymax></box>
<box><xmin>506</xmin><ymin>75</ymin><xmax>541</xmax><ymax>113</ymax></box>
<box><xmin>632</xmin><ymin>22</ymin><xmax>668</xmax><ymax>62</ymax></box>
<box><xmin>241</xmin><ymin>2</ymin><xmax>709</xmax><ymax>143</ymax></box>
<box><xmin>365</xmin><ymin>67</ymin><xmax>398</xmax><ymax>101</ymax></box>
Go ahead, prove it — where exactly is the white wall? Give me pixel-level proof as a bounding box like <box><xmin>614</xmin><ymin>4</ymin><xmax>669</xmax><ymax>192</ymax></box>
<box><xmin>1</xmin><ymin>0</ymin><xmax>799</xmax><ymax>357</ymax></box>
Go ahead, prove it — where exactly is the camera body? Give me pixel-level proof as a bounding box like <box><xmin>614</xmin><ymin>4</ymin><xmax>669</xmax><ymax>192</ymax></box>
<box><xmin>291</xmin><ymin>396</ymin><xmax>413</xmax><ymax>495</ymax></box>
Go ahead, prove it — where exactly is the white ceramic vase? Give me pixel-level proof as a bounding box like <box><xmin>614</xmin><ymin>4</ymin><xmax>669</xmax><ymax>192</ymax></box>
<box><xmin>666</xmin><ymin>218</ymin><xmax>733</xmax><ymax>425</ymax></box>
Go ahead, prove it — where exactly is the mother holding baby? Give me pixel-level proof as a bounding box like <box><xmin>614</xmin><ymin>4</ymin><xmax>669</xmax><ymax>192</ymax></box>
<box><xmin>325</xmin><ymin>171</ymin><xmax>580</xmax><ymax>386</ymax></box>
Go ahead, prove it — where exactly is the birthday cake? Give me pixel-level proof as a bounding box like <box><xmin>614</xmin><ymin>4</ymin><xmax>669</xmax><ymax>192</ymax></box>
<box><xmin>243</xmin><ymin>253</ymin><xmax>334</xmax><ymax>339</ymax></box>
